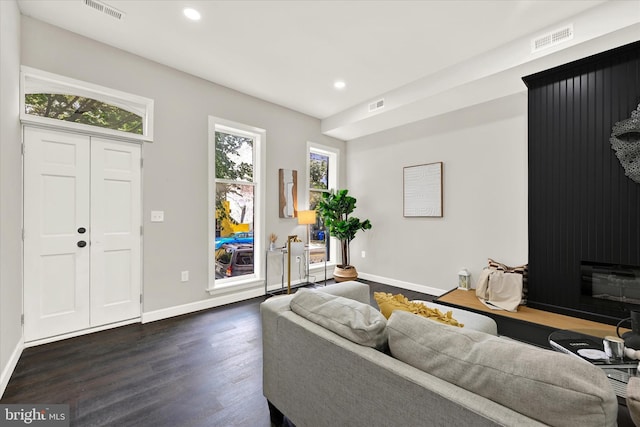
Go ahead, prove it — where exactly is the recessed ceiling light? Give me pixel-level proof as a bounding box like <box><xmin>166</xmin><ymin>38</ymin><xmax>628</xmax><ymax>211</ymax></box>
<box><xmin>334</xmin><ymin>80</ymin><xmax>346</xmax><ymax>90</ymax></box>
<box><xmin>183</xmin><ymin>8</ymin><xmax>201</xmax><ymax>21</ymax></box>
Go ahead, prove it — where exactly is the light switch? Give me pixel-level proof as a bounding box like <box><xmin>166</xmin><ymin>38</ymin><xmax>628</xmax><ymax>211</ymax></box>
<box><xmin>151</xmin><ymin>211</ymin><xmax>164</xmax><ymax>222</ymax></box>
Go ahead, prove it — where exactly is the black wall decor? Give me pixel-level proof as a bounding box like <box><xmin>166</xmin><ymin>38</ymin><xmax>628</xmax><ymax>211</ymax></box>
<box><xmin>523</xmin><ymin>40</ymin><xmax>640</xmax><ymax>324</ymax></box>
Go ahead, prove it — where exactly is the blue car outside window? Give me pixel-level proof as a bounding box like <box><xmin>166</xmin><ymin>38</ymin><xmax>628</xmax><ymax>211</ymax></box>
<box><xmin>215</xmin><ymin>232</ymin><xmax>254</xmax><ymax>250</ymax></box>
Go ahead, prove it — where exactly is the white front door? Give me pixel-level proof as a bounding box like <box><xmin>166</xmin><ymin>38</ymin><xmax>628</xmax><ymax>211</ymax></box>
<box><xmin>23</xmin><ymin>127</ymin><xmax>141</xmax><ymax>342</ymax></box>
<box><xmin>90</xmin><ymin>138</ymin><xmax>141</xmax><ymax>326</ymax></box>
<box><xmin>24</xmin><ymin>127</ymin><xmax>91</xmax><ymax>341</ymax></box>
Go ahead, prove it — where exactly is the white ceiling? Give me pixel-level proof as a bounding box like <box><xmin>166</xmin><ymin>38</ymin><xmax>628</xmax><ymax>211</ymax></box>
<box><xmin>16</xmin><ymin>0</ymin><xmax>640</xmax><ymax>140</ymax></box>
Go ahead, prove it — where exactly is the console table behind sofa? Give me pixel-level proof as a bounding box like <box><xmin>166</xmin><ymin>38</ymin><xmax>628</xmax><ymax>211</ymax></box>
<box><xmin>435</xmin><ymin>289</ymin><xmax>628</xmax><ymax>348</ymax></box>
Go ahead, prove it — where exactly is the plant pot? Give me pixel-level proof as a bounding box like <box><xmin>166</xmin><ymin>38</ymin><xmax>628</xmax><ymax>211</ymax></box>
<box><xmin>333</xmin><ymin>265</ymin><xmax>358</xmax><ymax>282</ymax></box>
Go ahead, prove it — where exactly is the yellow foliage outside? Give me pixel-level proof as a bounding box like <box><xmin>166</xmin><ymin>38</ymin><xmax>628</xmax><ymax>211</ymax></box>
<box><xmin>217</xmin><ymin>200</ymin><xmax>250</xmax><ymax>237</ymax></box>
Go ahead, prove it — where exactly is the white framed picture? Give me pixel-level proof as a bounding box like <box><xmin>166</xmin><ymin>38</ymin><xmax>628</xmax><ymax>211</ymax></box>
<box><xmin>403</xmin><ymin>162</ymin><xmax>443</xmax><ymax>217</ymax></box>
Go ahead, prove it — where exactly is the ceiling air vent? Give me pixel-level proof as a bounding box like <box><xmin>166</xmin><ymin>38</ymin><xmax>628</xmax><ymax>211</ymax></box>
<box><xmin>368</xmin><ymin>98</ymin><xmax>385</xmax><ymax>113</ymax></box>
<box><xmin>531</xmin><ymin>24</ymin><xmax>573</xmax><ymax>53</ymax></box>
<box><xmin>83</xmin><ymin>0</ymin><xmax>125</xmax><ymax>21</ymax></box>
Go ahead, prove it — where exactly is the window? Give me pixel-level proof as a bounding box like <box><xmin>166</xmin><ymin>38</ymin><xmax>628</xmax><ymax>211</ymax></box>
<box><xmin>20</xmin><ymin>66</ymin><xmax>154</xmax><ymax>141</ymax></box>
<box><xmin>24</xmin><ymin>94</ymin><xmax>143</xmax><ymax>135</ymax></box>
<box><xmin>209</xmin><ymin>117</ymin><xmax>265</xmax><ymax>292</ymax></box>
<box><xmin>307</xmin><ymin>143</ymin><xmax>338</xmax><ymax>266</ymax></box>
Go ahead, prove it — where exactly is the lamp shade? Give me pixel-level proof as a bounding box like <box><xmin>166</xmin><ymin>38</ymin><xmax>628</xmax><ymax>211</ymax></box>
<box><xmin>297</xmin><ymin>210</ymin><xmax>316</xmax><ymax>225</ymax></box>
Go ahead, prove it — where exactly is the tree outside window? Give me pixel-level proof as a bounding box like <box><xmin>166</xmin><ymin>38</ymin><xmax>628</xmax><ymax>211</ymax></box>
<box><xmin>25</xmin><ymin>93</ymin><xmax>143</xmax><ymax>135</ymax></box>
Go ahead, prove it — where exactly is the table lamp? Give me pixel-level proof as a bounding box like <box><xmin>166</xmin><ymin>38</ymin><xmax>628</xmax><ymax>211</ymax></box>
<box><xmin>297</xmin><ymin>210</ymin><xmax>316</xmax><ymax>283</ymax></box>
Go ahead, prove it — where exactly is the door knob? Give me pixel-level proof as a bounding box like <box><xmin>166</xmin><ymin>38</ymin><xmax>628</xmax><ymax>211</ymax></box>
<box><xmin>78</xmin><ymin>227</ymin><xmax>86</xmax><ymax>234</ymax></box>
<box><xmin>77</xmin><ymin>241</ymin><xmax>87</xmax><ymax>248</ymax></box>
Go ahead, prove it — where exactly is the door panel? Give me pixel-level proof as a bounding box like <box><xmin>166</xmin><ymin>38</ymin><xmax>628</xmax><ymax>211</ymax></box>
<box><xmin>40</xmin><ymin>254</ymin><xmax>77</xmax><ymax>315</ymax></box>
<box><xmin>42</xmin><ymin>175</ymin><xmax>76</xmax><ymax>234</ymax></box>
<box><xmin>24</xmin><ymin>127</ymin><xmax>91</xmax><ymax>341</ymax></box>
<box><xmin>103</xmin><ymin>250</ymin><xmax>132</xmax><ymax>304</ymax></box>
<box><xmin>90</xmin><ymin>138</ymin><xmax>141</xmax><ymax>326</ymax></box>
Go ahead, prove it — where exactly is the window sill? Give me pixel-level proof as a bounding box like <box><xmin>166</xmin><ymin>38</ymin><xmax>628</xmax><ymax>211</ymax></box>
<box><xmin>207</xmin><ymin>277</ymin><xmax>263</xmax><ymax>296</ymax></box>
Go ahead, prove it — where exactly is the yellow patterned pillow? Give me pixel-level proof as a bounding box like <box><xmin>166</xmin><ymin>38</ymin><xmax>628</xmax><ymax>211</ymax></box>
<box><xmin>373</xmin><ymin>292</ymin><xmax>463</xmax><ymax>328</ymax></box>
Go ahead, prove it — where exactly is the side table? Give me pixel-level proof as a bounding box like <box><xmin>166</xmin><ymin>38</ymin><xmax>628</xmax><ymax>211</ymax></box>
<box><xmin>264</xmin><ymin>246</ymin><xmax>328</xmax><ymax>296</ymax></box>
<box><xmin>549</xmin><ymin>329</ymin><xmax>637</xmax><ymax>402</ymax></box>
<box><xmin>264</xmin><ymin>247</ymin><xmax>285</xmax><ymax>296</ymax></box>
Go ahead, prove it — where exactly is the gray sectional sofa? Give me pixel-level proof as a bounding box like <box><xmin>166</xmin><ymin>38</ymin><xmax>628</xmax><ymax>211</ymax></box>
<box><xmin>261</xmin><ymin>281</ymin><xmax>618</xmax><ymax>427</ymax></box>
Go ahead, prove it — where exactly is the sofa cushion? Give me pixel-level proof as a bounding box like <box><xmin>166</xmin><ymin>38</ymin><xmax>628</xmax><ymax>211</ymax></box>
<box><xmin>290</xmin><ymin>288</ymin><xmax>388</xmax><ymax>349</ymax></box>
<box><xmin>373</xmin><ymin>292</ymin><xmax>463</xmax><ymax>327</ymax></box>
<box><xmin>387</xmin><ymin>311</ymin><xmax>618</xmax><ymax>427</ymax></box>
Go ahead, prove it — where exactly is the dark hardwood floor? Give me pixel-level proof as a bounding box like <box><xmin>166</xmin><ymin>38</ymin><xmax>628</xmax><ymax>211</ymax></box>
<box><xmin>1</xmin><ymin>280</ymin><xmax>434</xmax><ymax>427</ymax></box>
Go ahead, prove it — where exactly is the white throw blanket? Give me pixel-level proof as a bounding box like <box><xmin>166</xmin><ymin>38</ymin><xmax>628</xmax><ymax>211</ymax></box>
<box><xmin>475</xmin><ymin>268</ymin><xmax>522</xmax><ymax>312</ymax></box>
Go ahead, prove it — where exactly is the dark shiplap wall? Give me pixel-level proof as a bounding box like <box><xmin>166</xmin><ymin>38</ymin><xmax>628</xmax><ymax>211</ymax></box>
<box><xmin>524</xmin><ymin>41</ymin><xmax>640</xmax><ymax>323</ymax></box>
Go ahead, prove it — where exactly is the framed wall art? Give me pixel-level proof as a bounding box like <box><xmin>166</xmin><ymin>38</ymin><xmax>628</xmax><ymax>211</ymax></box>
<box><xmin>403</xmin><ymin>162</ymin><xmax>443</xmax><ymax>217</ymax></box>
<box><xmin>279</xmin><ymin>169</ymin><xmax>298</xmax><ymax>218</ymax></box>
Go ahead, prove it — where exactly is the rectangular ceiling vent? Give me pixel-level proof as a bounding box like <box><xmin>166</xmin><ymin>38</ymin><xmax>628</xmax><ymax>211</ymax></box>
<box><xmin>368</xmin><ymin>98</ymin><xmax>385</xmax><ymax>113</ymax></box>
<box><xmin>83</xmin><ymin>0</ymin><xmax>125</xmax><ymax>21</ymax></box>
<box><xmin>531</xmin><ymin>24</ymin><xmax>573</xmax><ymax>53</ymax></box>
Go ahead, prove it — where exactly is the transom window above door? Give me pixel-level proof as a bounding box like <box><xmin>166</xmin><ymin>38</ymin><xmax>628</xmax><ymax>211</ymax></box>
<box><xmin>24</xmin><ymin>93</ymin><xmax>143</xmax><ymax>135</ymax></box>
<box><xmin>20</xmin><ymin>66</ymin><xmax>154</xmax><ymax>142</ymax></box>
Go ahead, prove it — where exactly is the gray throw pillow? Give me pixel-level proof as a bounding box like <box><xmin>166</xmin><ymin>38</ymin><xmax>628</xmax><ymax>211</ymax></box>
<box><xmin>387</xmin><ymin>311</ymin><xmax>617</xmax><ymax>427</ymax></box>
<box><xmin>290</xmin><ymin>288</ymin><xmax>388</xmax><ymax>349</ymax></box>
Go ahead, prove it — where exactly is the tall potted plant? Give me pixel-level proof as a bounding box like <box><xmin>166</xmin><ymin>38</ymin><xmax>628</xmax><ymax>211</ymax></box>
<box><xmin>316</xmin><ymin>189</ymin><xmax>372</xmax><ymax>282</ymax></box>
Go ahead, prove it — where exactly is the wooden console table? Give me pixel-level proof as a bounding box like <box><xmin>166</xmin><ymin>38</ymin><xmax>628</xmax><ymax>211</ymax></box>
<box><xmin>435</xmin><ymin>289</ymin><xmax>628</xmax><ymax>348</ymax></box>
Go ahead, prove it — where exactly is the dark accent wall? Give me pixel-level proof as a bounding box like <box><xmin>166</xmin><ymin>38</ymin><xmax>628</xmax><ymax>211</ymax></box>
<box><xmin>523</xmin><ymin>41</ymin><xmax>640</xmax><ymax>324</ymax></box>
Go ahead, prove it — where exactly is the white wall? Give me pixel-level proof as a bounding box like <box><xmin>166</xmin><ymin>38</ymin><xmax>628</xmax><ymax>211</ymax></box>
<box><xmin>0</xmin><ymin>0</ymin><xmax>24</xmax><ymax>395</ymax></box>
<box><xmin>20</xmin><ymin>16</ymin><xmax>345</xmax><ymax>316</ymax></box>
<box><xmin>347</xmin><ymin>93</ymin><xmax>528</xmax><ymax>295</ymax></box>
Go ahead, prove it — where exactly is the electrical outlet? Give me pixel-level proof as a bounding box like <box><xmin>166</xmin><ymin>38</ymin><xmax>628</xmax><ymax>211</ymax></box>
<box><xmin>151</xmin><ymin>210</ymin><xmax>164</xmax><ymax>222</ymax></box>
<box><xmin>181</xmin><ymin>271</ymin><xmax>189</xmax><ymax>282</ymax></box>
<box><xmin>295</xmin><ymin>256</ymin><xmax>301</xmax><ymax>263</ymax></box>
<box><xmin>361</xmin><ymin>251</ymin><xmax>366</xmax><ymax>258</ymax></box>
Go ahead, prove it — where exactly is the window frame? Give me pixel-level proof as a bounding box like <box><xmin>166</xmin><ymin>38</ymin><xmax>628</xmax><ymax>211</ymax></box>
<box><xmin>208</xmin><ymin>116</ymin><xmax>265</xmax><ymax>294</ymax></box>
<box><xmin>307</xmin><ymin>142</ymin><xmax>339</xmax><ymax>270</ymax></box>
<box><xmin>20</xmin><ymin>66</ymin><xmax>154</xmax><ymax>142</ymax></box>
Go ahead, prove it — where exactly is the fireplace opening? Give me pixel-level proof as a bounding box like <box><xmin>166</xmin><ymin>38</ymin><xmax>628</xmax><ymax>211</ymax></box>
<box><xmin>581</xmin><ymin>261</ymin><xmax>640</xmax><ymax>319</ymax></box>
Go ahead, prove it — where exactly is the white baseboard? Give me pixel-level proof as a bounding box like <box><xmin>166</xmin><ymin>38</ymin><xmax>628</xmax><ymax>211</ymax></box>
<box><xmin>144</xmin><ymin>268</ymin><xmax>336</xmax><ymax>324</ymax></box>
<box><xmin>142</xmin><ymin>286</ymin><xmax>266</xmax><ymax>324</ymax></box>
<box><xmin>357</xmin><ymin>272</ymin><xmax>454</xmax><ymax>297</ymax></box>
<box><xmin>1</xmin><ymin>338</ymin><xmax>23</xmax><ymax>398</ymax></box>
